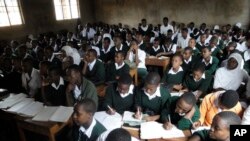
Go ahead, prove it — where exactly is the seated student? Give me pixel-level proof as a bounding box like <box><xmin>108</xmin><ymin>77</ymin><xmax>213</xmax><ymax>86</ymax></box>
<box><xmin>181</xmin><ymin>63</ymin><xmax>212</xmax><ymax>100</ymax></box>
<box><xmin>138</xmin><ymin>19</ymin><xmax>152</xmax><ymax>36</ymax></box>
<box><xmin>199</xmin><ymin>46</ymin><xmax>219</xmax><ymax>75</ymax></box>
<box><xmin>109</xmin><ymin>35</ymin><xmax>129</xmax><ymax>61</ymax></box>
<box><xmin>134</xmin><ymin>72</ymin><xmax>171</xmax><ymax>121</ymax></box>
<box><xmin>195</xmin><ymin>33</ymin><xmax>207</xmax><ymax>51</ymax></box>
<box><xmin>82</xmin><ymin>49</ymin><xmax>105</xmax><ymax>85</ymax></box>
<box><xmin>161</xmin><ymin>92</ymin><xmax>200</xmax><ymax>130</ymax></box>
<box><xmin>156</xmin><ymin>37</ymin><xmax>177</xmax><ymax>57</ymax></box>
<box><xmin>182</xmin><ymin>47</ymin><xmax>198</xmax><ymax>75</ymax></box>
<box><xmin>103</xmin><ymin>74</ymin><xmax>136</xmax><ymax>115</ymax></box>
<box><xmin>188</xmin><ymin>111</ymin><xmax>241</xmax><ymax>141</ymax></box>
<box><xmin>162</xmin><ymin>54</ymin><xmax>185</xmax><ymax>91</ymax></box>
<box><xmin>72</xmin><ymin>98</ymin><xmax>106</xmax><ymax>141</ymax></box>
<box><xmin>177</xmin><ymin>28</ymin><xmax>191</xmax><ymax>50</ymax></box>
<box><xmin>42</xmin><ymin>66</ymin><xmax>67</xmax><ymax>106</ymax></box>
<box><xmin>65</xmin><ymin>64</ymin><xmax>98</xmax><ymax>107</ymax></box>
<box><xmin>99</xmin><ymin>37</ymin><xmax>113</xmax><ymax>64</ymax></box>
<box><xmin>21</xmin><ymin>57</ymin><xmax>41</xmax><ymax>98</ymax></box>
<box><xmin>221</xmin><ymin>41</ymin><xmax>240</xmax><ymax>62</ymax></box>
<box><xmin>209</xmin><ymin>36</ymin><xmax>222</xmax><ymax>58</ymax></box>
<box><xmin>192</xmin><ymin>90</ymin><xmax>242</xmax><ymax>128</ymax></box>
<box><xmin>106</xmin><ymin>51</ymin><xmax>130</xmax><ymax>82</ymax></box>
<box><xmin>105</xmin><ymin>128</ymin><xmax>132</xmax><ymax>141</ymax></box>
<box><xmin>135</xmin><ymin>31</ymin><xmax>146</xmax><ymax>51</ymax></box>
<box><xmin>125</xmin><ymin>31</ymin><xmax>133</xmax><ymax>47</ymax></box>
<box><xmin>39</xmin><ymin>61</ymin><xmax>51</xmax><ymax>86</ymax></box>
<box><xmin>188</xmin><ymin>38</ymin><xmax>200</xmax><ymax>56</ymax></box>
<box><xmin>148</xmin><ymin>37</ymin><xmax>164</xmax><ymax>56</ymax></box>
<box><xmin>44</xmin><ymin>46</ymin><xmax>62</xmax><ymax>68</ymax></box>
<box><xmin>214</xmin><ymin>53</ymin><xmax>248</xmax><ymax>91</ymax></box>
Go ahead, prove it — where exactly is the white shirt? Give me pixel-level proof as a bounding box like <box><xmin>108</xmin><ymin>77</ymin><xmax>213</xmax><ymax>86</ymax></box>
<box><xmin>22</xmin><ymin>68</ymin><xmax>41</xmax><ymax>97</ymax></box>
<box><xmin>74</xmin><ymin>85</ymin><xmax>81</xmax><ymax>99</ymax></box>
<box><xmin>193</xmin><ymin>73</ymin><xmax>205</xmax><ymax>82</ymax></box>
<box><xmin>184</xmin><ymin>56</ymin><xmax>192</xmax><ymax>64</ymax></box>
<box><xmin>119</xmin><ymin>84</ymin><xmax>134</xmax><ymax>98</ymax></box>
<box><xmin>202</xmin><ymin>57</ymin><xmax>213</xmax><ymax>66</ymax></box>
<box><xmin>177</xmin><ymin>36</ymin><xmax>191</xmax><ymax>49</ymax></box>
<box><xmin>152</xmin><ymin>45</ymin><xmax>160</xmax><ymax>52</ymax></box>
<box><xmin>115</xmin><ymin>44</ymin><xmax>123</xmax><ymax>51</ymax></box>
<box><xmin>91</xmin><ymin>46</ymin><xmax>100</xmax><ymax>56</ymax></box>
<box><xmin>238</xmin><ymin>41</ymin><xmax>249</xmax><ymax>53</ymax></box>
<box><xmin>168</xmin><ymin>67</ymin><xmax>183</xmax><ymax>74</ymax></box>
<box><xmin>101</xmin><ymin>45</ymin><xmax>113</xmax><ymax>54</ymax></box>
<box><xmin>115</xmin><ymin>62</ymin><xmax>125</xmax><ymax>70</ymax></box>
<box><xmin>160</xmin><ymin>24</ymin><xmax>174</xmax><ymax>35</ymax></box>
<box><xmin>88</xmin><ymin>59</ymin><xmax>97</xmax><ymax>71</ymax></box>
<box><xmin>144</xmin><ymin>86</ymin><xmax>161</xmax><ymax>100</ymax></box>
<box><xmin>140</xmin><ymin>25</ymin><xmax>149</xmax><ymax>31</ymax></box>
<box><xmin>81</xmin><ymin>28</ymin><xmax>96</xmax><ymax>40</ymax></box>
<box><xmin>79</xmin><ymin>119</ymin><xmax>97</xmax><ymax>138</ymax></box>
<box><xmin>51</xmin><ymin>77</ymin><xmax>64</xmax><ymax>90</ymax></box>
<box><xmin>163</xmin><ymin>44</ymin><xmax>177</xmax><ymax>53</ymax></box>
<box><xmin>244</xmin><ymin>49</ymin><xmax>250</xmax><ymax>61</ymax></box>
<box><xmin>242</xmin><ymin>106</ymin><xmax>250</xmax><ymax>125</ymax></box>
<box><xmin>128</xmin><ymin>49</ymin><xmax>146</xmax><ymax>69</ymax></box>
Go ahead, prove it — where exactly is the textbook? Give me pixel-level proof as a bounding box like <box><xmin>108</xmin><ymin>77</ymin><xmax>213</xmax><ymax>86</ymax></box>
<box><xmin>18</xmin><ymin>101</ymin><xmax>44</xmax><ymax>117</ymax></box>
<box><xmin>32</xmin><ymin>106</ymin><xmax>73</xmax><ymax>122</ymax></box>
<box><xmin>140</xmin><ymin>121</ymin><xmax>185</xmax><ymax>139</ymax></box>
<box><xmin>6</xmin><ymin>98</ymin><xmax>34</xmax><ymax>113</ymax></box>
<box><xmin>0</xmin><ymin>93</ymin><xmax>27</xmax><ymax>109</ymax></box>
<box><xmin>94</xmin><ymin>111</ymin><xmax>123</xmax><ymax>130</ymax></box>
<box><xmin>122</xmin><ymin>111</ymin><xmax>147</xmax><ymax>128</ymax></box>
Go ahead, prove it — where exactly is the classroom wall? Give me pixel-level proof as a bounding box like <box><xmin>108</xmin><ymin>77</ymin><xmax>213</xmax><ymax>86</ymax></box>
<box><xmin>0</xmin><ymin>0</ymin><xmax>95</xmax><ymax>41</ymax></box>
<box><xmin>94</xmin><ymin>0</ymin><xmax>250</xmax><ymax>29</ymax></box>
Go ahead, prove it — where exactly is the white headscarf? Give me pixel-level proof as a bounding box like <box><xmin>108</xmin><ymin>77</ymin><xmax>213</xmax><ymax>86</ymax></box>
<box><xmin>61</xmin><ymin>46</ymin><xmax>81</xmax><ymax>65</ymax></box>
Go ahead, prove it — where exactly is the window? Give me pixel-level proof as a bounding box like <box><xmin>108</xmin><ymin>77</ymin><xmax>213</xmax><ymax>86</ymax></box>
<box><xmin>53</xmin><ymin>0</ymin><xmax>80</xmax><ymax>20</ymax></box>
<box><xmin>0</xmin><ymin>0</ymin><xmax>23</xmax><ymax>27</ymax></box>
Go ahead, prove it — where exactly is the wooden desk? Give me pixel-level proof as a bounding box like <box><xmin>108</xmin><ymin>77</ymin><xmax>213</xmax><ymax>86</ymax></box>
<box><xmin>16</xmin><ymin>118</ymin><xmax>68</xmax><ymax>141</ymax></box>
<box><xmin>145</xmin><ymin>57</ymin><xmax>170</xmax><ymax>72</ymax></box>
<box><xmin>129</xmin><ymin>68</ymin><xmax>138</xmax><ymax>86</ymax></box>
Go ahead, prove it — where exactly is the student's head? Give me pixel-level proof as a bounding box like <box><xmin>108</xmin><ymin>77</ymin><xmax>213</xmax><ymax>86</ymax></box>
<box><xmin>201</xmin><ymin>46</ymin><xmax>211</xmax><ymax>59</ymax></box>
<box><xmin>141</xmin><ymin>19</ymin><xmax>147</xmax><ymax>27</ymax></box>
<box><xmin>39</xmin><ymin>61</ymin><xmax>51</xmax><ymax>77</ymax></box>
<box><xmin>200</xmin><ymin>33</ymin><xmax>206</xmax><ymax>43</ymax></box>
<box><xmin>164</xmin><ymin>37</ymin><xmax>172</xmax><ymax>47</ymax></box>
<box><xmin>62</xmin><ymin>56</ymin><xmax>74</xmax><ymax>70</ymax></box>
<box><xmin>126</xmin><ymin>32</ymin><xmax>132</xmax><ymax>41</ymax></box>
<box><xmin>188</xmin><ymin>38</ymin><xmax>196</xmax><ymax>48</ymax></box>
<box><xmin>48</xmin><ymin>66</ymin><xmax>62</xmax><ymax>84</ymax></box>
<box><xmin>226</xmin><ymin>42</ymin><xmax>237</xmax><ymax>52</ymax></box>
<box><xmin>73</xmin><ymin>98</ymin><xmax>97</xmax><ymax>127</ymax></box>
<box><xmin>144</xmin><ymin>72</ymin><xmax>161</xmax><ymax>95</ymax></box>
<box><xmin>227</xmin><ymin>53</ymin><xmax>242</xmax><ymax>70</ymax></box>
<box><xmin>183</xmin><ymin>47</ymin><xmax>193</xmax><ymax>60</ymax></box>
<box><xmin>153</xmin><ymin>37</ymin><xmax>160</xmax><ymax>48</ymax></box>
<box><xmin>117</xmin><ymin>73</ymin><xmax>133</xmax><ymax>95</ymax></box>
<box><xmin>218</xmin><ymin>90</ymin><xmax>239</xmax><ymax>110</ymax></box>
<box><xmin>167</xmin><ymin>29</ymin><xmax>173</xmax><ymax>38</ymax></box>
<box><xmin>163</xmin><ymin>17</ymin><xmax>169</xmax><ymax>26</ymax></box>
<box><xmin>21</xmin><ymin>57</ymin><xmax>34</xmax><ymax>73</ymax></box>
<box><xmin>17</xmin><ymin>44</ymin><xmax>27</xmax><ymax>59</ymax></box>
<box><xmin>181</xmin><ymin>28</ymin><xmax>188</xmax><ymax>39</ymax></box>
<box><xmin>136</xmin><ymin>32</ymin><xmax>143</xmax><ymax>43</ymax></box>
<box><xmin>103</xmin><ymin>37</ymin><xmax>111</xmax><ymax>48</ymax></box>
<box><xmin>172</xmin><ymin>54</ymin><xmax>183</xmax><ymax>69</ymax></box>
<box><xmin>175</xmin><ymin>92</ymin><xmax>196</xmax><ymax>116</ymax></box>
<box><xmin>44</xmin><ymin>46</ymin><xmax>54</xmax><ymax>59</ymax></box>
<box><xmin>200</xmin><ymin>23</ymin><xmax>206</xmax><ymax>30</ymax></box>
<box><xmin>114</xmin><ymin>36</ymin><xmax>122</xmax><ymax>47</ymax></box>
<box><xmin>192</xmin><ymin>63</ymin><xmax>205</xmax><ymax>81</ymax></box>
<box><xmin>209</xmin><ymin>36</ymin><xmax>218</xmax><ymax>48</ymax></box>
<box><xmin>115</xmin><ymin>51</ymin><xmax>125</xmax><ymax>64</ymax></box>
<box><xmin>106</xmin><ymin>128</ymin><xmax>131</xmax><ymax>141</ymax></box>
<box><xmin>188</xmin><ymin>22</ymin><xmax>195</xmax><ymax>28</ymax></box>
<box><xmin>85</xmin><ymin>49</ymin><xmax>97</xmax><ymax>63</ymax></box>
<box><xmin>66</xmin><ymin>64</ymin><xmax>82</xmax><ymax>85</ymax></box>
<box><xmin>209</xmin><ymin>111</ymin><xmax>241</xmax><ymax>141</ymax></box>
<box><xmin>221</xmin><ymin>32</ymin><xmax>229</xmax><ymax>41</ymax></box>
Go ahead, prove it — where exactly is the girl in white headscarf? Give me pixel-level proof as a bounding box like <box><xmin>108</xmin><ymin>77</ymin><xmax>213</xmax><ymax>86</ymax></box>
<box><xmin>61</xmin><ymin>45</ymin><xmax>81</xmax><ymax>65</ymax></box>
<box><xmin>213</xmin><ymin>53</ymin><xmax>248</xmax><ymax>90</ymax></box>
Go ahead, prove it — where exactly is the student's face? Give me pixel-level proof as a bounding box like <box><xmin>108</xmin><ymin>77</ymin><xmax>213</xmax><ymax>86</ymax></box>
<box><xmin>181</xmin><ymin>31</ymin><xmax>187</xmax><ymax>38</ymax></box>
<box><xmin>209</xmin><ymin>41</ymin><xmax>217</xmax><ymax>48</ymax></box>
<box><xmin>66</xmin><ymin>70</ymin><xmax>80</xmax><ymax>85</ymax></box>
<box><xmin>114</xmin><ymin>37</ymin><xmax>122</xmax><ymax>47</ymax></box>
<box><xmin>136</xmin><ymin>34</ymin><xmax>143</xmax><ymax>43</ymax></box>
<box><xmin>163</xmin><ymin>19</ymin><xmax>168</xmax><ymax>25</ymax></box>
<box><xmin>144</xmin><ymin>83</ymin><xmax>159</xmax><ymax>95</ymax></box>
<box><xmin>192</xmin><ymin>70</ymin><xmax>203</xmax><ymax>81</ymax></box>
<box><xmin>200</xmin><ymin>35</ymin><xmax>206</xmax><ymax>43</ymax></box>
<box><xmin>73</xmin><ymin>104</ymin><xmax>91</xmax><ymax>126</ymax></box>
<box><xmin>85</xmin><ymin>52</ymin><xmax>96</xmax><ymax>63</ymax></box>
<box><xmin>103</xmin><ymin>40</ymin><xmax>110</xmax><ymax>48</ymax></box>
<box><xmin>48</xmin><ymin>71</ymin><xmax>60</xmax><ymax>84</ymax></box>
<box><xmin>167</xmin><ymin>32</ymin><xmax>173</xmax><ymax>38</ymax></box>
<box><xmin>153</xmin><ymin>40</ymin><xmax>160</xmax><ymax>48</ymax></box>
<box><xmin>164</xmin><ymin>41</ymin><xmax>171</xmax><ymax>48</ymax></box>
<box><xmin>21</xmin><ymin>62</ymin><xmax>32</xmax><ymax>73</ymax></box>
<box><xmin>183</xmin><ymin>50</ymin><xmax>192</xmax><ymax>60</ymax></box>
<box><xmin>115</xmin><ymin>53</ymin><xmax>124</xmax><ymax>64</ymax></box>
<box><xmin>227</xmin><ymin>57</ymin><xmax>238</xmax><ymax>70</ymax></box>
<box><xmin>188</xmin><ymin>39</ymin><xmax>196</xmax><ymax>48</ymax></box>
<box><xmin>117</xmin><ymin>83</ymin><xmax>130</xmax><ymax>94</ymax></box>
<box><xmin>209</xmin><ymin>116</ymin><xmax>229</xmax><ymax>141</ymax></box>
<box><xmin>126</xmin><ymin>34</ymin><xmax>132</xmax><ymax>41</ymax></box>
<box><xmin>202</xmin><ymin>48</ymin><xmax>211</xmax><ymax>59</ymax></box>
<box><xmin>142</xmin><ymin>20</ymin><xmax>147</xmax><ymax>26</ymax></box>
<box><xmin>175</xmin><ymin>99</ymin><xmax>193</xmax><ymax>116</ymax></box>
<box><xmin>172</xmin><ymin>56</ymin><xmax>182</xmax><ymax>69</ymax></box>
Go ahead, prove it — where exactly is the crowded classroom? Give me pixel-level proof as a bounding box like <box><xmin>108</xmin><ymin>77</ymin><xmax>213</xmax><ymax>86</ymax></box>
<box><xmin>0</xmin><ymin>0</ymin><xmax>250</xmax><ymax>141</ymax></box>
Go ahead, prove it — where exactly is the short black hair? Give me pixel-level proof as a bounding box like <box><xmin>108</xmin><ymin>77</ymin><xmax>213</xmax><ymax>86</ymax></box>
<box><xmin>22</xmin><ymin>57</ymin><xmax>33</xmax><ymax>66</ymax></box>
<box><xmin>179</xmin><ymin>92</ymin><xmax>196</xmax><ymax>106</ymax></box>
<box><xmin>193</xmin><ymin>63</ymin><xmax>205</xmax><ymax>73</ymax></box>
<box><xmin>118</xmin><ymin>73</ymin><xmax>132</xmax><ymax>85</ymax></box>
<box><xmin>163</xmin><ymin>17</ymin><xmax>169</xmax><ymax>21</ymax></box>
<box><xmin>115</xmin><ymin>51</ymin><xmax>125</xmax><ymax>58</ymax></box>
<box><xmin>215</xmin><ymin>111</ymin><xmax>241</xmax><ymax>129</ymax></box>
<box><xmin>106</xmin><ymin>128</ymin><xmax>131</xmax><ymax>141</ymax></box>
<box><xmin>67</xmin><ymin>64</ymin><xmax>81</xmax><ymax>74</ymax></box>
<box><xmin>220</xmin><ymin>90</ymin><xmax>239</xmax><ymax>109</ymax></box>
<box><xmin>182</xmin><ymin>28</ymin><xmax>188</xmax><ymax>33</ymax></box>
<box><xmin>76</xmin><ymin>98</ymin><xmax>97</xmax><ymax>115</ymax></box>
<box><xmin>145</xmin><ymin>72</ymin><xmax>161</xmax><ymax>85</ymax></box>
<box><xmin>87</xmin><ymin>49</ymin><xmax>97</xmax><ymax>57</ymax></box>
<box><xmin>48</xmin><ymin>66</ymin><xmax>62</xmax><ymax>76</ymax></box>
<box><xmin>202</xmin><ymin>46</ymin><xmax>211</xmax><ymax>52</ymax></box>
<box><xmin>103</xmin><ymin>37</ymin><xmax>111</xmax><ymax>43</ymax></box>
<box><xmin>184</xmin><ymin>47</ymin><xmax>193</xmax><ymax>54</ymax></box>
<box><xmin>209</xmin><ymin>36</ymin><xmax>218</xmax><ymax>44</ymax></box>
<box><xmin>172</xmin><ymin>54</ymin><xmax>183</xmax><ymax>61</ymax></box>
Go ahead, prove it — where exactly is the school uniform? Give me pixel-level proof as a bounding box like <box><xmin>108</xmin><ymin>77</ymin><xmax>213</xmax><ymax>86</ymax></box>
<box><xmin>73</xmin><ymin>119</ymin><xmax>106</xmax><ymax>141</ymax></box>
<box><xmin>192</xmin><ymin>130</ymin><xmax>215</xmax><ymax>141</ymax></box>
<box><xmin>210</xmin><ymin>46</ymin><xmax>220</xmax><ymax>57</ymax></box>
<box><xmin>160</xmin><ymin>24</ymin><xmax>174</xmax><ymax>36</ymax></box>
<box><xmin>148</xmin><ymin>45</ymin><xmax>164</xmax><ymax>56</ymax></box>
<box><xmin>109</xmin><ymin>44</ymin><xmax>129</xmax><ymax>61</ymax></box>
<box><xmin>192</xmin><ymin>47</ymin><xmax>200</xmax><ymax>56</ymax></box>
<box><xmin>162</xmin><ymin>67</ymin><xmax>185</xmax><ymax>89</ymax></box>
<box><xmin>105</xmin><ymin>62</ymin><xmax>130</xmax><ymax>82</ymax></box>
<box><xmin>138</xmin><ymin>41</ymin><xmax>147</xmax><ymax>51</ymax></box>
<box><xmin>99</xmin><ymin>45</ymin><xmax>113</xmax><ymax>63</ymax></box>
<box><xmin>139</xmin><ymin>25</ymin><xmax>152</xmax><ymax>36</ymax></box>
<box><xmin>135</xmin><ymin>85</ymin><xmax>171</xmax><ymax>116</ymax></box>
<box><xmin>160</xmin><ymin>96</ymin><xmax>200</xmax><ymax>130</ymax></box>
<box><xmin>48</xmin><ymin>54</ymin><xmax>62</xmax><ymax>68</ymax></box>
<box><xmin>85</xmin><ymin>59</ymin><xmax>105</xmax><ymax>86</ymax></box>
<box><xmin>162</xmin><ymin>44</ymin><xmax>177</xmax><ymax>55</ymax></box>
<box><xmin>177</xmin><ymin>36</ymin><xmax>191</xmax><ymax>49</ymax></box>
<box><xmin>103</xmin><ymin>83</ymin><xmax>136</xmax><ymax>114</ymax></box>
<box><xmin>199</xmin><ymin>56</ymin><xmax>219</xmax><ymax>75</ymax></box>
<box><xmin>181</xmin><ymin>56</ymin><xmax>197</xmax><ymax>75</ymax></box>
<box><xmin>195</xmin><ymin>42</ymin><xmax>206</xmax><ymax>51</ymax></box>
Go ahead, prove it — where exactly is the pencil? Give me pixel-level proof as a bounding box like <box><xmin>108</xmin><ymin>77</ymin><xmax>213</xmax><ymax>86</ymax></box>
<box><xmin>168</xmin><ymin>115</ymin><xmax>171</xmax><ymax>123</ymax></box>
<box><xmin>107</xmin><ymin>105</ymin><xmax>113</xmax><ymax>112</ymax></box>
<box><xmin>189</xmin><ymin>119</ymin><xmax>193</xmax><ymax>124</ymax></box>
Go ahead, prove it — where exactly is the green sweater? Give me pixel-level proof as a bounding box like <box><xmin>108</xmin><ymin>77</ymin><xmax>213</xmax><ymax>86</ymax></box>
<box><xmin>85</xmin><ymin>59</ymin><xmax>105</xmax><ymax>86</ymax></box>
<box><xmin>162</xmin><ymin>68</ymin><xmax>185</xmax><ymax>86</ymax></box>
<box><xmin>200</xmin><ymin>56</ymin><xmax>219</xmax><ymax>75</ymax></box>
<box><xmin>160</xmin><ymin>96</ymin><xmax>200</xmax><ymax>130</ymax></box>
<box><xmin>192</xmin><ymin>130</ymin><xmax>216</xmax><ymax>141</ymax></box>
<box><xmin>105</xmin><ymin>62</ymin><xmax>130</xmax><ymax>82</ymax></box>
<box><xmin>103</xmin><ymin>83</ymin><xmax>136</xmax><ymax>114</ymax></box>
<box><xmin>135</xmin><ymin>85</ymin><xmax>171</xmax><ymax>115</ymax></box>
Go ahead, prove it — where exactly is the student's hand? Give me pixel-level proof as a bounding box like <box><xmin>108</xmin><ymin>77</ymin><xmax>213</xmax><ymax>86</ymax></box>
<box><xmin>156</xmin><ymin>53</ymin><xmax>162</xmax><ymax>57</ymax></box>
<box><xmin>66</xmin><ymin>83</ymin><xmax>75</xmax><ymax>94</ymax></box>
<box><xmin>192</xmin><ymin>121</ymin><xmax>201</xmax><ymax>129</ymax></box>
<box><xmin>115</xmin><ymin>76</ymin><xmax>120</xmax><ymax>80</ymax></box>
<box><xmin>134</xmin><ymin>106</ymin><xmax>142</xmax><ymax>119</ymax></box>
<box><xmin>173</xmin><ymin>84</ymin><xmax>183</xmax><ymax>91</ymax></box>
<box><xmin>179</xmin><ymin>89</ymin><xmax>188</xmax><ymax>93</ymax></box>
<box><xmin>163</xmin><ymin>122</ymin><xmax>174</xmax><ymax>130</ymax></box>
<box><xmin>106</xmin><ymin>108</ymin><xmax>116</xmax><ymax>115</ymax></box>
<box><xmin>187</xmin><ymin>135</ymin><xmax>201</xmax><ymax>141</ymax></box>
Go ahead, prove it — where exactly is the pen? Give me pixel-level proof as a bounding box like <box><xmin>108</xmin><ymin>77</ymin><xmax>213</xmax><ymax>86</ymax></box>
<box><xmin>168</xmin><ymin>115</ymin><xmax>171</xmax><ymax>123</ymax></box>
<box><xmin>107</xmin><ymin>105</ymin><xmax>113</xmax><ymax>112</ymax></box>
<box><xmin>189</xmin><ymin>119</ymin><xmax>194</xmax><ymax>124</ymax></box>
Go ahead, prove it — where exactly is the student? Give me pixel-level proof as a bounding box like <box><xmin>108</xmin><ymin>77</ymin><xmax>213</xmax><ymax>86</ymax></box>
<box><xmin>148</xmin><ymin>37</ymin><xmax>164</xmax><ymax>56</ymax></box>
<box><xmin>182</xmin><ymin>63</ymin><xmax>212</xmax><ymax>99</ymax></box>
<box><xmin>161</xmin><ymin>92</ymin><xmax>200</xmax><ymax>130</ymax></box>
<box><xmin>160</xmin><ymin>17</ymin><xmax>174</xmax><ymax>36</ymax></box>
<box><xmin>99</xmin><ymin>37</ymin><xmax>113</xmax><ymax>63</ymax></box>
<box><xmin>177</xmin><ymin>28</ymin><xmax>191</xmax><ymax>49</ymax></box>
<box><xmin>192</xmin><ymin>90</ymin><xmax>242</xmax><ymax>127</ymax></box>
<box><xmin>213</xmin><ymin>53</ymin><xmax>248</xmax><ymax>91</ymax></box>
<box><xmin>162</xmin><ymin>54</ymin><xmax>185</xmax><ymax>91</ymax></box>
<box><xmin>106</xmin><ymin>51</ymin><xmax>130</xmax><ymax>82</ymax></box>
<box><xmin>188</xmin><ymin>38</ymin><xmax>200</xmax><ymax>56</ymax></box>
<box><xmin>138</xmin><ymin>19</ymin><xmax>151</xmax><ymax>36</ymax></box>
<box><xmin>105</xmin><ymin>128</ymin><xmax>132</xmax><ymax>141</ymax></box>
<box><xmin>135</xmin><ymin>72</ymin><xmax>171</xmax><ymax>121</ymax></box>
<box><xmin>156</xmin><ymin>38</ymin><xmax>177</xmax><ymax>57</ymax></box>
<box><xmin>125</xmin><ymin>31</ymin><xmax>133</xmax><ymax>47</ymax></box>
<box><xmin>44</xmin><ymin>46</ymin><xmax>62</xmax><ymax>68</ymax></box>
<box><xmin>65</xmin><ymin>64</ymin><xmax>98</xmax><ymax>107</ymax></box>
<box><xmin>195</xmin><ymin>33</ymin><xmax>207</xmax><ymax>51</ymax></box>
<box><xmin>72</xmin><ymin>98</ymin><xmax>106</xmax><ymax>141</ymax></box>
<box><xmin>110</xmin><ymin>35</ymin><xmax>129</xmax><ymax>61</ymax></box>
<box><xmin>42</xmin><ymin>66</ymin><xmax>67</xmax><ymax>106</ymax></box>
<box><xmin>199</xmin><ymin>46</ymin><xmax>219</xmax><ymax>75</ymax></box>
<box><xmin>103</xmin><ymin>74</ymin><xmax>135</xmax><ymax>115</ymax></box>
<box><xmin>188</xmin><ymin>111</ymin><xmax>241</xmax><ymax>141</ymax></box>
<box><xmin>135</xmin><ymin>32</ymin><xmax>146</xmax><ymax>51</ymax></box>
<box><xmin>209</xmin><ymin>36</ymin><xmax>222</xmax><ymax>57</ymax></box>
<box><xmin>182</xmin><ymin>47</ymin><xmax>197</xmax><ymax>75</ymax></box>
<box><xmin>82</xmin><ymin>49</ymin><xmax>105</xmax><ymax>85</ymax></box>
<box><xmin>21</xmin><ymin>57</ymin><xmax>41</xmax><ymax>98</ymax></box>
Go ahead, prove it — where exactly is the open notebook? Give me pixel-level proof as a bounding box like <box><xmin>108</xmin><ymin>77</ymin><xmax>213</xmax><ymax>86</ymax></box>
<box><xmin>122</xmin><ymin>111</ymin><xmax>147</xmax><ymax>128</ymax></box>
<box><xmin>0</xmin><ymin>93</ymin><xmax>27</xmax><ymax>109</ymax></box>
<box><xmin>32</xmin><ymin>106</ymin><xmax>73</xmax><ymax>122</ymax></box>
<box><xmin>140</xmin><ymin>121</ymin><xmax>185</xmax><ymax>139</ymax></box>
<box><xmin>94</xmin><ymin>111</ymin><xmax>123</xmax><ymax>130</ymax></box>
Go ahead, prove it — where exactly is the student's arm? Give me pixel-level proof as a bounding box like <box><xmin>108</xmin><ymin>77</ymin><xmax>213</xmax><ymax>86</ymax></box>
<box><xmin>197</xmin><ymin>74</ymin><xmax>212</xmax><ymax>98</ymax></box>
<box><xmin>177</xmin><ymin>106</ymin><xmax>200</xmax><ymax>130</ymax></box>
<box><xmin>95</xmin><ymin>62</ymin><xmax>105</xmax><ymax>84</ymax></box>
<box><xmin>206</xmin><ymin>57</ymin><xmax>219</xmax><ymax>75</ymax></box>
<box><xmin>188</xmin><ymin>135</ymin><xmax>202</xmax><ymax>141</ymax></box>
<box><xmin>82</xmin><ymin>59</ymin><xmax>88</xmax><ymax>75</ymax></box>
<box><xmin>65</xmin><ymin>83</ymin><xmax>75</xmax><ymax>106</ymax></box>
<box><xmin>103</xmin><ymin>85</ymin><xmax>115</xmax><ymax>112</ymax></box>
<box><xmin>156</xmin><ymin>51</ymin><xmax>173</xmax><ymax>57</ymax></box>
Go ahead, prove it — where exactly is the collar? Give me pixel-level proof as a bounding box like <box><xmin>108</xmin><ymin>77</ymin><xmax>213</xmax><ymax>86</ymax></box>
<box><xmin>152</xmin><ymin>45</ymin><xmax>160</xmax><ymax>52</ymax></box>
<box><xmin>193</xmin><ymin>73</ymin><xmax>206</xmax><ymax>82</ymax></box>
<box><xmin>211</xmin><ymin>46</ymin><xmax>216</xmax><ymax>52</ymax></box>
<box><xmin>49</xmin><ymin>54</ymin><xmax>55</xmax><ymax>62</ymax></box>
<box><xmin>79</xmin><ymin>119</ymin><xmax>96</xmax><ymax>138</ymax></box>
<box><xmin>51</xmin><ymin>77</ymin><xmax>64</xmax><ymax>90</ymax></box>
<box><xmin>202</xmin><ymin>56</ymin><xmax>213</xmax><ymax>66</ymax></box>
<box><xmin>168</xmin><ymin>67</ymin><xmax>183</xmax><ymax>74</ymax></box>
<box><xmin>144</xmin><ymin>86</ymin><xmax>161</xmax><ymax>100</ymax></box>
<box><xmin>126</xmin><ymin>41</ymin><xmax>131</xmax><ymax>46</ymax></box>
<box><xmin>88</xmin><ymin>59</ymin><xmax>97</xmax><ymax>71</ymax></box>
<box><xmin>102</xmin><ymin>45</ymin><xmax>112</xmax><ymax>54</ymax></box>
<box><xmin>141</xmin><ymin>25</ymin><xmax>148</xmax><ymax>31</ymax></box>
<box><xmin>138</xmin><ymin>41</ymin><xmax>144</xmax><ymax>46</ymax></box>
<box><xmin>119</xmin><ymin>84</ymin><xmax>134</xmax><ymax>98</ymax></box>
<box><xmin>115</xmin><ymin>44</ymin><xmax>123</xmax><ymax>51</ymax></box>
<box><xmin>115</xmin><ymin>62</ymin><xmax>125</xmax><ymax>70</ymax></box>
<box><xmin>184</xmin><ymin>56</ymin><xmax>192</xmax><ymax>64</ymax></box>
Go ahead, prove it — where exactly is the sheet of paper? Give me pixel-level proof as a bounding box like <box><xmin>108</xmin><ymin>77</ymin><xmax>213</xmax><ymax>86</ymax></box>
<box><xmin>0</xmin><ymin>93</ymin><xmax>27</xmax><ymax>109</ymax></box>
<box><xmin>32</xmin><ymin>106</ymin><xmax>58</xmax><ymax>121</ymax></box>
<box><xmin>18</xmin><ymin>102</ymin><xmax>44</xmax><ymax>117</ymax></box>
<box><xmin>6</xmin><ymin>98</ymin><xmax>34</xmax><ymax>113</ymax></box>
<box><xmin>122</xmin><ymin>111</ymin><xmax>146</xmax><ymax>126</ymax></box>
<box><xmin>49</xmin><ymin>106</ymin><xmax>73</xmax><ymax>122</ymax></box>
<box><xmin>170</xmin><ymin>92</ymin><xmax>183</xmax><ymax>97</ymax></box>
<box><xmin>94</xmin><ymin>111</ymin><xmax>123</xmax><ymax>130</ymax></box>
<box><xmin>191</xmin><ymin>126</ymin><xmax>210</xmax><ymax>134</ymax></box>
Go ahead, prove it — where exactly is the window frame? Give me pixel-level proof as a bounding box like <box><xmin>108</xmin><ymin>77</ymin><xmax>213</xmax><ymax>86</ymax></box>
<box><xmin>53</xmin><ymin>0</ymin><xmax>80</xmax><ymax>21</ymax></box>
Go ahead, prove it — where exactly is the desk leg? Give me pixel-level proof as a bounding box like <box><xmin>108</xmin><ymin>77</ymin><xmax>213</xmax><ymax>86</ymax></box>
<box><xmin>17</xmin><ymin>126</ymin><xmax>27</xmax><ymax>141</ymax></box>
<box><xmin>135</xmin><ymin>70</ymin><xmax>138</xmax><ymax>86</ymax></box>
<box><xmin>48</xmin><ymin>133</ymin><xmax>56</xmax><ymax>141</ymax></box>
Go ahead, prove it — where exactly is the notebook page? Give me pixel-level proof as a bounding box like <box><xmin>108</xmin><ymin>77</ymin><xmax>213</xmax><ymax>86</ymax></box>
<box><xmin>32</xmin><ymin>106</ymin><xmax>58</xmax><ymax>121</ymax></box>
<box><xmin>18</xmin><ymin>102</ymin><xmax>44</xmax><ymax>117</ymax></box>
<box><xmin>49</xmin><ymin>106</ymin><xmax>73</xmax><ymax>122</ymax></box>
<box><xmin>94</xmin><ymin>111</ymin><xmax>122</xmax><ymax>130</ymax></box>
<box><xmin>6</xmin><ymin>98</ymin><xmax>34</xmax><ymax>113</ymax></box>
